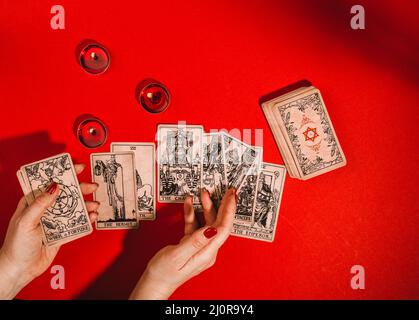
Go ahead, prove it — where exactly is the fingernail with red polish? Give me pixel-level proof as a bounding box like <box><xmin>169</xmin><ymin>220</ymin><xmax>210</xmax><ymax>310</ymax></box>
<box><xmin>46</xmin><ymin>182</ymin><xmax>58</xmax><ymax>195</ymax></box>
<box><xmin>204</xmin><ymin>227</ymin><xmax>217</xmax><ymax>239</ymax></box>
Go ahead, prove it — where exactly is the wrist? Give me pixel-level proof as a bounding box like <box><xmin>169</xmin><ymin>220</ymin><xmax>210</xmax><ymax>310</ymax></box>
<box><xmin>0</xmin><ymin>250</ymin><xmax>30</xmax><ymax>299</ymax></box>
<box><xmin>129</xmin><ymin>268</ymin><xmax>177</xmax><ymax>300</ymax></box>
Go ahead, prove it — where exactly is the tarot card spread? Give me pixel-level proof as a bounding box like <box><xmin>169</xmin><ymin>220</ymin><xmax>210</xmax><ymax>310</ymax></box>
<box><xmin>91</xmin><ymin>152</ymin><xmax>138</xmax><ymax>230</ymax></box>
<box><xmin>222</xmin><ymin>133</ymin><xmax>262</xmax><ymax>190</ymax></box>
<box><xmin>232</xmin><ymin>163</ymin><xmax>286</xmax><ymax>242</ymax></box>
<box><xmin>157</xmin><ymin>124</ymin><xmax>203</xmax><ymax>203</ymax></box>
<box><xmin>111</xmin><ymin>143</ymin><xmax>156</xmax><ymax>220</ymax></box>
<box><xmin>17</xmin><ymin>153</ymin><xmax>92</xmax><ymax>246</ymax></box>
<box><xmin>201</xmin><ymin>132</ymin><xmax>227</xmax><ymax>209</ymax></box>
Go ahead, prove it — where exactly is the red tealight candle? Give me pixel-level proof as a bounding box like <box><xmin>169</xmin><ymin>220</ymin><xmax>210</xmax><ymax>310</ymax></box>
<box><xmin>75</xmin><ymin>116</ymin><xmax>108</xmax><ymax>148</ymax></box>
<box><xmin>136</xmin><ymin>79</ymin><xmax>170</xmax><ymax>113</ymax></box>
<box><xmin>79</xmin><ymin>42</ymin><xmax>110</xmax><ymax>75</ymax></box>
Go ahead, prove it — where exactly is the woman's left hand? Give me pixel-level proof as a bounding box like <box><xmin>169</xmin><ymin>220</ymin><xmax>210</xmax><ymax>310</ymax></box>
<box><xmin>0</xmin><ymin>164</ymin><xmax>99</xmax><ymax>299</ymax></box>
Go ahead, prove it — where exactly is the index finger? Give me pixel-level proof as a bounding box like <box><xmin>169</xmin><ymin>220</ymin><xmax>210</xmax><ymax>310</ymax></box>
<box><xmin>199</xmin><ymin>188</ymin><xmax>236</xmax><ymax>251</ymax></box>
<box><xmin>172</xmin><ymin>225</ymin><xmax>217</xmax><ymax>268</ymax></box>
<box><xmin>214</xmin><ymin>188</ymin><xmax>236</xmax><ymax>230</ymax></box>
<box><xmin>184</xmin><ymin>195</ymin><xmax>199</xmax><ymax>235</ymax></box>
<box><xmin>75</xmin><ymin>164</ymin><xmax>86</xmax><ymax>175</ymax></box>
<box><xmin>180</xmin><ymin>190</ymin><xmax>236</xmax><ymax>273</ymax></box>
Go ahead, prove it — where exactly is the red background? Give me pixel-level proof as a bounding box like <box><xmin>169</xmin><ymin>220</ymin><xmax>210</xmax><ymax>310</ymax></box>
<box><xmin>0</xmin><ymin>0</ymin><xmax>418</xmax><ymax>299</ymax></box>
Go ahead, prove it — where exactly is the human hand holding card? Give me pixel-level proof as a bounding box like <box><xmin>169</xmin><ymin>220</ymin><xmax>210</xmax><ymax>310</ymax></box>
<box><xmin>16</xmin><ymin>153</ymin><xmax>93</xmax><ymax>247</ymax></box>
<box><xmin>2</xmin><ymin>161</ymin><xmax>97</xmax><ymax>299</ymax></box>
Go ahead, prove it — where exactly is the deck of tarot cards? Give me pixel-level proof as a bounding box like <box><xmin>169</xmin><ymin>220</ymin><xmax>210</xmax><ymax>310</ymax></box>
<box><xmin>261</xmin><ymin>86</ymin><xmax>347</xmax><ymax>180</ymax></box>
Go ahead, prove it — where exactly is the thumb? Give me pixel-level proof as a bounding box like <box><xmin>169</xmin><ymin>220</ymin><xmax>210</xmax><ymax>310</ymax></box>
<box><xmin>20</xmin><ymin>182</ymin><xmax>59</xmax><ymax>228</ymax></box>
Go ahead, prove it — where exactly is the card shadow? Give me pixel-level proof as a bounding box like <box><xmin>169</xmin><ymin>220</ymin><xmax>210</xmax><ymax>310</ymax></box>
<box><xmin>0</xmin><ymin>132</ymin><xmax>66</xmax><ymax>238</ymax></box>
<box><xmin>258</xmin><ymin>79</ymin><xmax>312</xmax><ymax>106</ymax></box>
<box><xmin>77</xmin><ymin>203</ymin><xmax>184</xmax><ymax>299</ymax></box>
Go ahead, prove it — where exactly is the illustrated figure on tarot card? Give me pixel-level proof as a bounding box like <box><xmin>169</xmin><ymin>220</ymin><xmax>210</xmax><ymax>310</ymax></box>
<box><xmin>94</xmin><ymin>155</ymin><xmax>126</xmax><ymax>221</ymax></box>
<box><xmin>237</xmin><ymin>174</ymin><xmax>257</xmax><ymax>216</ymax></box>
<box><xmin>158</xmin><ymin>125</ymin><xmax>203</xmax><ymax>203</ymax></box>
<box><xmin>168</xmin><ymin>128</ymin><xmax>192</xmax><ymax>166</ymax></box>
<box><xmin>253</xmin><ymin>172</ymin><xmax>275</xmax><ymax>228</ymax></box>
<box><xmin>136</xmin><ymin>170</ymin><xmax>153</xmax><ymax>212</ymax></box>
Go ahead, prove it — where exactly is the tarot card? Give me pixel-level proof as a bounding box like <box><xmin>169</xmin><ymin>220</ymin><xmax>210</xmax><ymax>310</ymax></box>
<box><xmin>18</xmin><ymin>153</ymin><xmax>92</xmax><ymax>247</ymax></box>
<box><xmin>222</xmin><ymin>132</ymin><xmax>262</xmax><ymax>190</ymax></box>
<box><xmin>266</xmin><ymin>87</ymin><xmax>319</xmax><ymax>178</ymax></box>
<box><xmin>272</xmin><ymin>87</ymin><xmax>346</xmax><ymax>180</ymax></box>
<box><xmin>157</xmin><ymin>124</ymin><xmax>203</xmax><ymax>203</ymax></box>
<box><xmin>91</xmin><ymin>152</ymin><xmax>138</xmax><ymax>230</ymax></box>
<box><xmin>111</xmin><ymin>143</ymin><xmax>156</xmax><ymax>221</ymax></box>
<box><xmin>233</xmin><ymin>162</ymin><xmax>259</xmax><ymax>226</ymax></box>
<box><xmin>201</xmin><ymin>132</ymin><xmax>227</xmax><ymax>209</ymax></box>
<box><xmin>233</xmin><ymin>162</ymin><xmax>286</xmax><ymax>242</ymax></box>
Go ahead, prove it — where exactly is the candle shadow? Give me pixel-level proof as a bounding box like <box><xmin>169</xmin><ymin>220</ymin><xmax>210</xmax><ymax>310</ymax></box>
<box><xmin>0</xmin><ymin>132</ymin><xmax>66</xmax><ymax>238</ymax></box>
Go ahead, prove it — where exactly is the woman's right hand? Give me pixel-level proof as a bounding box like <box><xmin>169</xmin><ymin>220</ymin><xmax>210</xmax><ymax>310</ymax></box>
<box><xmin>130</xmin><ymin>188</ymin><xmax>237</xmax><ymax>300</ymax></box>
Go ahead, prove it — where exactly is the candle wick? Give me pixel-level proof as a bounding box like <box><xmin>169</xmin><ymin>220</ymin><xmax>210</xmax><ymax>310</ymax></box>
<box><xmin>91</xmin><ymin>52</ymin><xmax>98</xmax><ymax>60</ymax></box>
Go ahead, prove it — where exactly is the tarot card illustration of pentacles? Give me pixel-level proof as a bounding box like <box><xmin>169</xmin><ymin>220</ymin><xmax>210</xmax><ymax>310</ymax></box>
<box><xmin>157</xmin><ymin>124</ymin><xmax>203</xmax><ymax>203</ymax></box>
<box><xmin>91</xmin><ymin>152</ymin><xmax>138</xmax><ymax>230</ymax></box>
<box><xmin>17</xmin><ymin>153</ymin><xmax>92</xmax><ymax>247</ymax></box>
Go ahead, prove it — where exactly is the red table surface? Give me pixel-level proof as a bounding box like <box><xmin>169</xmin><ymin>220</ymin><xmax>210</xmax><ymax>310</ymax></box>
<box><xmin>0</xmin><ymin>0</ymin><xmax>418</xmax><ymax>299</ymax></box>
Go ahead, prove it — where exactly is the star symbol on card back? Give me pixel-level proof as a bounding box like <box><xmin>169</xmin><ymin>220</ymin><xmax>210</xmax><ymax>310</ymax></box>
<box><xmin>303</xmin><ymin>127</ymin><xmax>319</xmax><ymax>142</ymax></box>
